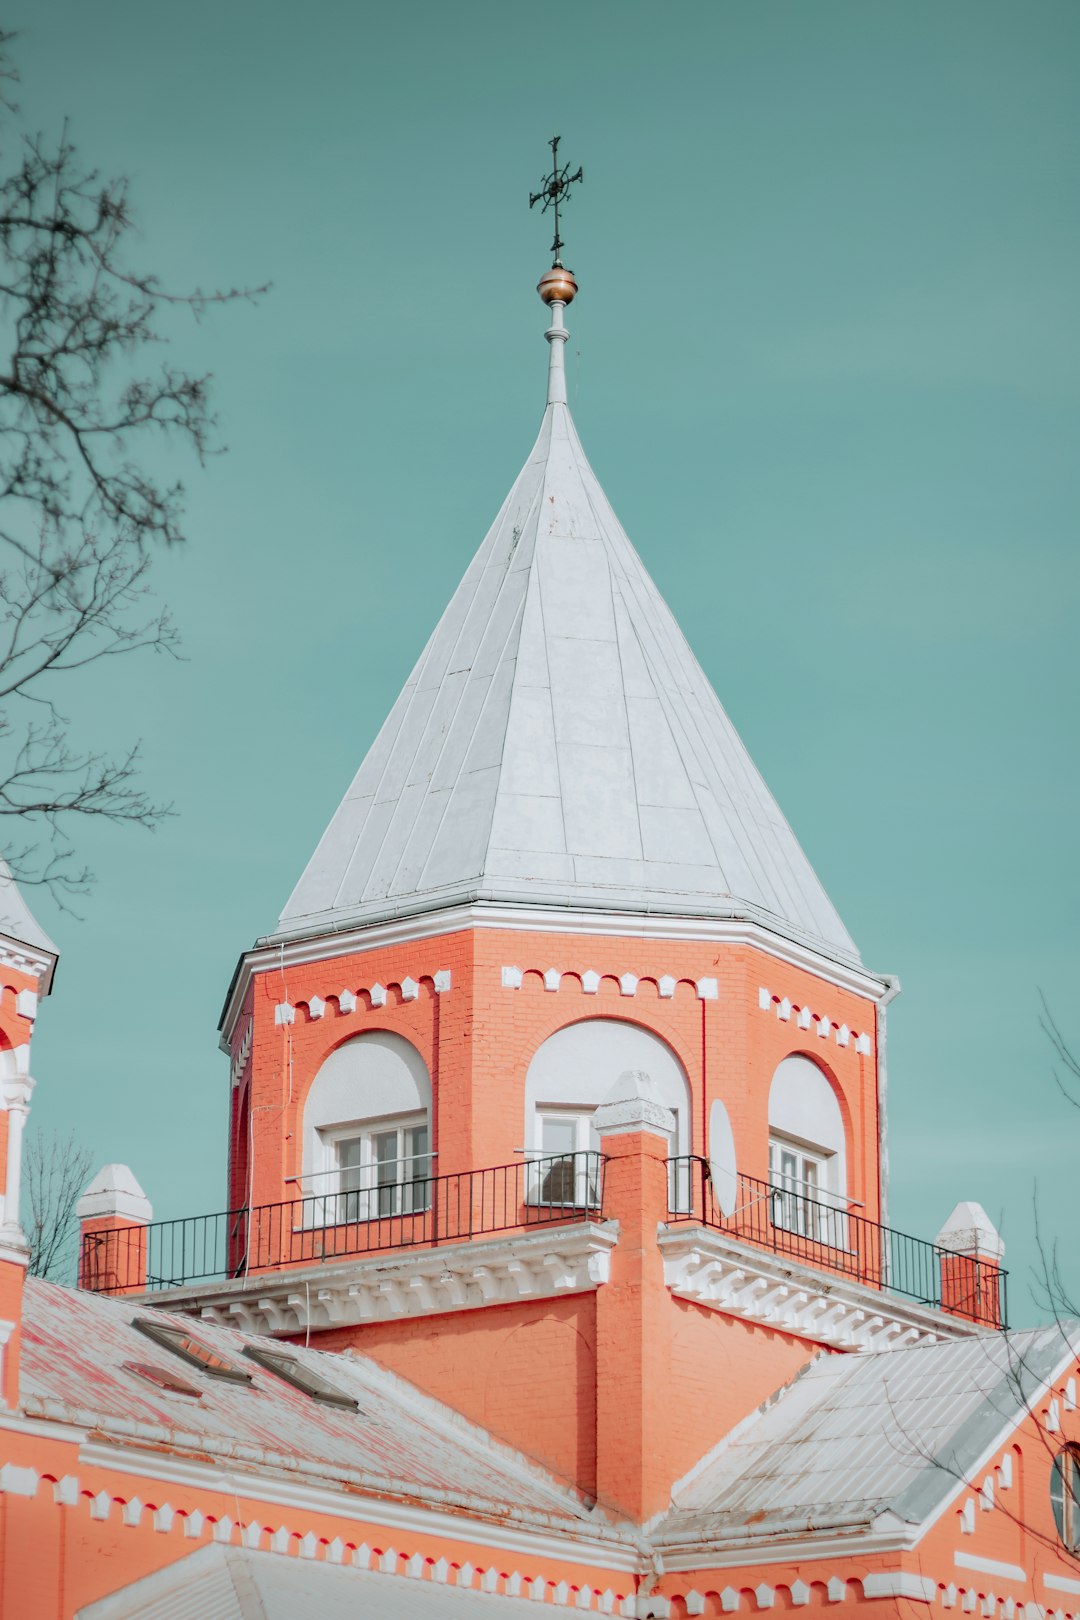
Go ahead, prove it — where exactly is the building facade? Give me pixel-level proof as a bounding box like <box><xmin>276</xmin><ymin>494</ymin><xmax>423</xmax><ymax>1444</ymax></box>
<box><xmin>0</xmin><ymin>259</ymin><xmax>1077</xmax><ymax>1619</ymax></box>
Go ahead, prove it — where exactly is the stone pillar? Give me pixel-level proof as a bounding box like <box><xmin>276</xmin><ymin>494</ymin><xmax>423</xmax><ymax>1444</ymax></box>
<box><xmin>593</xmin><ymin>1069</ymin><xmax>676</xmax><ymax>1524</ymax></box>
<box><xmin>76</xmin><ymin>1164</ymin><xmax>153</xmax><ymax>1296</ymax></box>
<box><xmin>936</xmin><ymin>1201</ymin><xmax>1005</xmax><ymax>1327</ymax></box>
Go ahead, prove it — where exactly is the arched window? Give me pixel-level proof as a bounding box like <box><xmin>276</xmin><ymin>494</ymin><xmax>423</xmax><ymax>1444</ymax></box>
<box><xmin>302</xmin><ymin>1033</ymin><xmax>432</xmax><ymax>1224</ymax></box>
<box><xmin>524</xmin><ymin>1020</ymin><xmax>692</xmax><ymax>1207</ymax></box>
<box><xmin>767</xmin><ymin>1055</ymin><xmax>847</xmax><ymax>1247</ymax></box>
<box><xmin>1051</xmin><ymin>1447</ymin><xmax>1080</xmax><ymax>1551</ymax></box>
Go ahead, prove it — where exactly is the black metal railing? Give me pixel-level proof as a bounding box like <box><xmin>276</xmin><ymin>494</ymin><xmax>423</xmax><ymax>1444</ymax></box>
<box><xmin>666</xmin><ymin>1157</ymin><xmax>1008</xmax><ymax>1330</ymax></box>
<box><xmin>78</xmin><ymin>1152</ymin><xmax>606</xmax><ymax>1297</ymax></box>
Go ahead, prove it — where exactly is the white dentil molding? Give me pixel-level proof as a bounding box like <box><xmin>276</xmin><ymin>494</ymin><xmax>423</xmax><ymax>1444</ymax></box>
<box><xmin>138</xmin><ymin>1221</ymin><xmax>618</xmax><ymax>1338</ymax></box>
<box><xmin>220</xmin><ymin>902</ymin><xmax>892</xmax><ymax>1047</ymax></box>
<box><xmin>659</xmin><ymin>1226</ymin><xmax>987</xmax><ymax>1354</ymax></box>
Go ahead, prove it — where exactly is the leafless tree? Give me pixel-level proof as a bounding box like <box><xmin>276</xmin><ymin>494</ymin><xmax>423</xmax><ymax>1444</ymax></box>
<box><xmin>24</xmin><ymin>1126</ymin><xmax>92</xmax><ymax>1281</ymax></box>
<box><xmin>0</xmin><ymin>32</ymin><xmax>264</xmax><ymax>902</ymax></box>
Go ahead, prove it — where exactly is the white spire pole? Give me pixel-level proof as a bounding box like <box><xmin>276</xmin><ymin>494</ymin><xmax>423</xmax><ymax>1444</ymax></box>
<box><xmin>545</xmin><ymin>301</ymin><xmax>569</xmax><ymax>406</ymax></box>
<box><xmin>537</xmin><ymin>264</ymin><xmax>578</xmax><ymax>408</ymax></box>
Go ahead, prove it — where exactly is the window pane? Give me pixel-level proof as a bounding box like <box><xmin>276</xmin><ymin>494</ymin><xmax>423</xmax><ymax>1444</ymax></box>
<box><xmin>1052</xmin><ymin>1453</ymin><xmax>1067</xmax><ymax>1542</ymax></box>
<box><xmin>542</xmin><ymin>1117</ymin><xmax>577</xmax><ymax>1157</ymax></box>
<box><xmin>336</xmin><ymin>1138</ymin><xmax>363</xmax><ymax>1189</ymax></box>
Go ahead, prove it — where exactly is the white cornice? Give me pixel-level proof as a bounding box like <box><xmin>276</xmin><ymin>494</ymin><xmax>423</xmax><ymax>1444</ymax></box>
<box><xmin>653</xmin><ymin>1523</ymin><xmax>917</xmax><ymax>1571</ymax></box>
<box><xmin>135</xmin><ymin>1221</ymin><xmax>618</xmax><ymax>1338</ymax></box>
<box><xmin>659</xmin><ymin>1226</ymin><xmax>986</xmax><ymax>1354</ymax></box>
<box><xmin>219</xmin><ymin>902</ymin><xmax>892</xmax><ymax>1046</ymax></box>
<box><xmin>0</xmin><ymin>935</ymin><xmax>55</xmax><ymax>994</ymax></box>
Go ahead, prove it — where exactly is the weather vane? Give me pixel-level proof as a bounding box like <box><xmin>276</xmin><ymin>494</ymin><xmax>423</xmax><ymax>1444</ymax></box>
<box><xmin>529</xmin><ymin>135</ymin><xmax>584</xmax><ymax>268</ymax></box>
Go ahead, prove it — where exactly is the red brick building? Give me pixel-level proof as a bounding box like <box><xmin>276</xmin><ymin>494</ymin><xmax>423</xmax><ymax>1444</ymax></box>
<box><xmin>0</xmin><ymin>257</ymin><xmax>1077</xmax><ymax>1618</ymax></box>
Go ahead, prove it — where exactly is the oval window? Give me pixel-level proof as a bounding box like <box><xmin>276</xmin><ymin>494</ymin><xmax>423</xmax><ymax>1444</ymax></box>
<box><xmin>1051</xmin><ymin>1447</ymin><xmax>1080</xmax><ymax>1551</ymax></box>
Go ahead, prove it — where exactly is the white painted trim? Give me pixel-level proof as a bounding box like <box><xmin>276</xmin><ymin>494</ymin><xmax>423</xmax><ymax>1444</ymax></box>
<box><xmin>1044</xmin><ymin>1575</ymin><xmax>1080</xmax><ymax>1597</ymax></box>
<box><xmin>864</xmin><ymin>1572</ymin><xmax>936</xmax><ymax>1602</ymax></box>
<box><xmin>131</xmin><ymin>1222</ymin><xmax>618</xmax><ymax>1337</ymax></box>
<box><xmin>71</xmin><ymin>1440</ymin><xmax>642</xmax><ymax>1570</ymax></box>
<box><xmin>0</xmin><ymin>937</ymin><xmax>54</xmax><ymax>992</ymax></box>
<box><xmin>221</xmin><ymin>903</ymin><xmax>891</xmax><ymax>1046</ymax></box>
<box><xmin>660</xmin><ymin>1226</ymin><xmax>982</xmax><ymax>1352</ymax></box>
<box><xmin>954</xmin><ymin>1554</ymin><xmax>1027</xmax><ymax>1583</ymax></box>
<box><xmin>655</xmin><ymin>1526</ymin><xmax>918</xmax><ymax>1571</ymax></box>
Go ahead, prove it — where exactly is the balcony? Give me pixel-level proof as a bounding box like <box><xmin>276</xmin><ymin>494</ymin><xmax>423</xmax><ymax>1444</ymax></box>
<box><xmin>78</xmin><ymin>1152</ymin><xmax>607</xmax><ymax>1297</ymax></box>
<box><xmin>666</xmin><ymin>1156</ymin><xmax>1008</xmax><ymax>1331</ymax></box>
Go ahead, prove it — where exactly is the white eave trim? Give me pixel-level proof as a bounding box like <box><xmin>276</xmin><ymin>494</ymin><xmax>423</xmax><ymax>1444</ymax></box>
<box><xmin>220</xmin><ymin>901</ymin><xmax>892</xmax><ymax>1046</ymax></box>
<box><xmin>71</xmin><ymin>1438</ymin><xmax>642</xmax><ymax>1569</ymax></box>
<box><xmin>659</xmin><ymin>1225</ymin><xmax>985</xmax><ymax>1353</ymax></box>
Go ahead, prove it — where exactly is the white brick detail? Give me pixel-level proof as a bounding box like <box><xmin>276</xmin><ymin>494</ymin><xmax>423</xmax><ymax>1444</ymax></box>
<box><xmin>697</xmin><ymin>977</ymin><xmax>719</xmax><ymax>1000</ymax></box>
<box><xmin>401</xmin><ymin>976</ymin><xmax>420</xmax><ymax>1001</ymax></box>
<box><xmin>0</xmin><ymin>1464</ymin><xmax>38</xmax><ymax>1497</ymax></box>
<box><xmin>619</xmin><ymin>973</ymin><xmax>638</xmax><ymax>996</ymax></box>
<box><xmin>582</xmin><ymin>970</ymin><xmax>601</xmax><ymax>994</ymax></box>
<box><xmin>659</xmin><ymin>975</ymin><xmax>676</xmax><ymax>998</ymax></box>
<box><xmin>339</xmin><ymin>989</ymin><xmax>357</xmax><ymax>1014</ymax></box>
<box><xmin>433</xmin><ymin>970</ymin><xmax>452</xmax><ymax>993</ymax></box>
<box><xmin>54</xmin><ymin>1477</ymin><xmax>79</xmax><ymax>1507</ymax></box>
<box><xmin>501</xmin><ymin>966</ymin><xmax>523</xmax><ymax>989</ymax></box>
<box><xmin>308</xmin><ymin>996</ymin><xmax>325</xmax><ymax>1020</ymax></box>
<box><xmin>274</xmin><ymin>1002</ymin><xmax>295</xmax><ymax>1026</ymax></box>
<box><xmin>153</xmin><ymin>1504</ymin><xmax>175</xmax><ymax>1533</ymax></box>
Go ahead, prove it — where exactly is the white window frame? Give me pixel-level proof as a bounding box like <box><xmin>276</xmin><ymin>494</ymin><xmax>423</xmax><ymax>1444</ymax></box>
<box><xmin>314</xmin><ymin>1112</ymin><xmax>432</xmax><ymax>1225</ymax></box>
<box><xmin>768</xmin><ymin>1132</ymin><xmax>847</xmax><ymax>1248</ymax></box>
<box><xmin>528</xmin><ymin>1107</ymin><xmax>601</xmax><ymax>1208</ymax></box>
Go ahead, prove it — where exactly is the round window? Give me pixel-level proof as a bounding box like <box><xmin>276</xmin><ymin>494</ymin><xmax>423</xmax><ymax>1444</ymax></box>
<box><xmin>1051</xmin><ymin>1447</ymin><xmax>1080</xmax><ymax>1551</ymax></box>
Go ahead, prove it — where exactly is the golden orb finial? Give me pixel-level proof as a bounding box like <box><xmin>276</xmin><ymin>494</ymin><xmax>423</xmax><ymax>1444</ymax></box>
<box><xmin>537</xmin><ymin>265</ymin><xmax>578</xmax><ymax>306</ymax></box>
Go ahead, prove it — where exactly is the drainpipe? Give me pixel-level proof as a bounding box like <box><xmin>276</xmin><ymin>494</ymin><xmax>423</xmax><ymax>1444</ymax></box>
<box><xmin>876</xmin><ymin>975</ymin><xmax>901</xmax><ymax>1230</ymax></box>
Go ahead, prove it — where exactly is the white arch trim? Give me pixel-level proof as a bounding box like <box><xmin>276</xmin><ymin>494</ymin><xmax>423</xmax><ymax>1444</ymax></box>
<box><xmin>302</xmin><ymin>1032</ymin><xmax>431</xmax><ymax>1193</ymax></box>
<box><xmin>524</xmin><ymin>1019</ymin><xmax>692</xmax><ymax>1156</ymax></box>
<box><xmin>768</xmin><ymin>1053</ymin><xmax>847</xmax><ymax>1199</ymax></box>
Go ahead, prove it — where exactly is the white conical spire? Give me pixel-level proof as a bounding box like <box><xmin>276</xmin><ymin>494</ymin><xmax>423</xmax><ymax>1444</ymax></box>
<box><xmin>273</xmin><ymin>277</ymin><xmax>858</xmax><ymax>966</ymax></box>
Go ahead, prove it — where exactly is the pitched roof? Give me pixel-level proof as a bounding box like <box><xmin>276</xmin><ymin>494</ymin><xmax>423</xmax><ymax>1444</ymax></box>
<box><xmin>0</xmin><ymin>857</ymin><xmax>57</xmax><ymax>966</ymax></box>
<box><xmin>273</xmin><ymin>319</ymin><xmax>858</xmax><ymax>966</ymax></box>
<box><xmin>655</xmin><ymin>1324</ymin><xmax>1077</xmax><ymax>1552</ymax></box>
<box><xmin>19</xmin><ymin>1277</ymin><xmax>618</xmax><ymax>1538</ymax></box>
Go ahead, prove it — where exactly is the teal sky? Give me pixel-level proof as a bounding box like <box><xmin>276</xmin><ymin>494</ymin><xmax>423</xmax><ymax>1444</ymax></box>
<box><xmin>15</xmin><ymin>2</ymin><xmax>1080</xmax><ymax>1322</ymax></box>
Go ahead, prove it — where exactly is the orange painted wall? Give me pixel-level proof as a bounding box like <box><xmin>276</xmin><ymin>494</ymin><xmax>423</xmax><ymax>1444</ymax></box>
<box><xmin>310</xmin><ymin>1292</ymin><xmax>599</xmax><ymax>1494</ymax></box>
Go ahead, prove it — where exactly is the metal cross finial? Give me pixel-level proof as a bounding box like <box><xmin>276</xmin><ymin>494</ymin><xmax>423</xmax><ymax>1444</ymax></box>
<box><xmin>529</xmin><ymin>135</ymin><xmax>584</xmax><ymax>268</ymax></box>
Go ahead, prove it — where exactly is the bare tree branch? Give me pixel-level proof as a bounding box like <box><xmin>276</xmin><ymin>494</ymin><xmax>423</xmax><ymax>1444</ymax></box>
<box><xmin>24</xmin><ymin>1126</ymin><xmax>92</xmax><ymax>1281</ymax></box>
<box><xmin>0</xmin><ymin>33</ymin><xmax>265</xmax><ymax>897</ymax></box>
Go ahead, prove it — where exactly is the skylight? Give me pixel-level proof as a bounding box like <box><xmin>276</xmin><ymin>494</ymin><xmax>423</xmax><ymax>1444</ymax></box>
<box><xmin>243</xmin><ymin>1345</ymin><xmax>359</xmax><ymax>1409</ymax></box>
<box><xmin>133</xmin><ymin>1318</ymin><xmax>252</xmax><ymax>1384</ymax></box>
<box><xmin>123</xmin><ymin>1359</ymin><xmax>202</xmax><ymax>1399</ymax></box>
